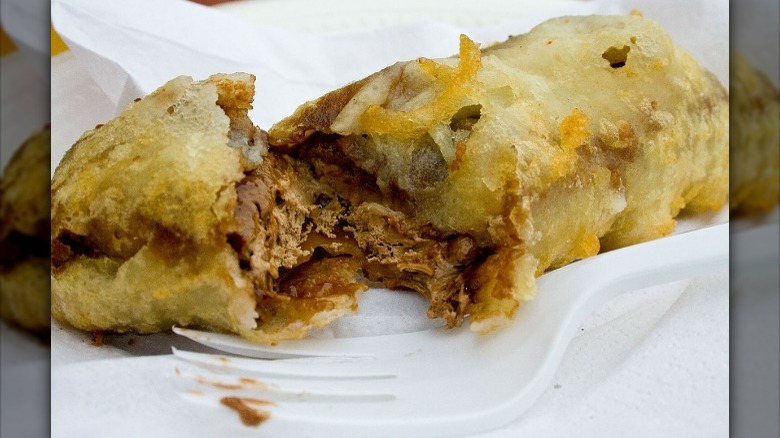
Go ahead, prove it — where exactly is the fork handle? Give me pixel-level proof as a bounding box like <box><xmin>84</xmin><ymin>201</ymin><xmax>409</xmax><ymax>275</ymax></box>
<box><xmin>536</xmin><ymin>223</ymin><xmax>729</xmax><ymax>324</ymax></box>
<box><xmin>590</xmin><ymin>223</ymin><xmax>726</xmax><ymax>292</ymax></box>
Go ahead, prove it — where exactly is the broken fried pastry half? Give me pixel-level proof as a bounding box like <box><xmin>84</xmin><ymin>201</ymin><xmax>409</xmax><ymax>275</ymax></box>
<box><xmin>51</xmin><ymin>14</ymin><xmax>728</xmax><ymax>343</ymax></box>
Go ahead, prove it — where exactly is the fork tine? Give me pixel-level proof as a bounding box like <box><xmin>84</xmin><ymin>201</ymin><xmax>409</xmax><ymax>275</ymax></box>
<box><xmin>172</xmin><ymin>347</ymin><xmax>396</xmax><ymax>380</ymax></box>
<box><xmin>175</xmin><ymin>366</ymin><xmax>396</xmax><ymax>403</ymax></box>
<box><xmin>172</xmin><ymin>325</ymin><xmax>460</xmax><ymax>359</ymax></box>
<box><xmin>173</xmin><ymin>326</ymin><xmax>376</xmax><ymax>358</ymax></box>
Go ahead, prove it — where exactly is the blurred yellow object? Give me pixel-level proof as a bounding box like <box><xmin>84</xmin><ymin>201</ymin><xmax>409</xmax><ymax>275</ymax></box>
<box><xmin>51</xmin><ymin>24</ymin><xmax>69</xmax><ymax>55</ymax></box>
<box><xmin>1</xmin><ymin>26</ymin><xmax>17</xmax><ymax>56</ymax></box>
<box><xmin>1</xmin><ymin>24</ymin><xmax>69</xmax><ymax>57</ymax></box>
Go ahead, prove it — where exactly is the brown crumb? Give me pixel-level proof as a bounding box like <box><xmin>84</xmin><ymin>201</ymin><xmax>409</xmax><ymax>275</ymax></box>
<box><xmin>195</xmin><ymin>376</ymin><xmax>241</xmax><ymax>390</ymax></box>
<box><xmin>220</xmin><ymin>397</ymin><xmax>272</xmax><ymax>427</ymax></box>
<box><xmin>127</xmin><ymin>338</ymin><xmax>136</xmax><ymax>345</ymax></box>
<box><xmin>90</xmin><ymin>331</ymin><xmax>104</xmax><ymax>346</ymax></box>
<box><xmin>193</xmin><ymin>375</ymin><xmax>273</xmax><ymax>391</ymax></box>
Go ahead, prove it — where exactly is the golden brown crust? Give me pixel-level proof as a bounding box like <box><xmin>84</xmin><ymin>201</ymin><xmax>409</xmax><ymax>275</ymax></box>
<box><xmin>50</xmin><ymin>74</ymin><xmax>257</xmax><ymax>336</ymax></box>
<box><xmin>268</xmin><ymin>76</ymin><xmax>374</xmax><ymax>147</ymax></box>
<box><xmin>268</xmin><ymin>14</ymin><xmax>729</xmax><ymax>331</ymax></box>
<box><xmin>50</xmin><ymin>74</ymin><xmax>369</xmax><ymax>344</ymax></box>
<box><xmin>0</xmin><ymin>126</ymin><xmax>51</xmax><ymax>331</ymax></box>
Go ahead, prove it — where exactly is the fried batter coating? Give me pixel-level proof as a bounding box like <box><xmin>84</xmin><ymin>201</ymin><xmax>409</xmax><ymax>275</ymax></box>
<box><xmin>51</xmin><ymin>74</ymin><xmax>257</xmax><ymax>337</ymax></box>
<box><xmin>1</xmin><ymin>126</ymin><xmax>51</xmax><ymax>331</ymax></box>
<box><xmin>730</xmin><ymin>51</ymin><xmax>780</xmax><ymax>213</ymax></box>
<box><xmin>270</xmin><ymin>14</ymin><xmax>728</xmax><ymax>332</ymax></box>
<box><xmin>51</xmin><ymin>14</ymin><xmax>729</xmax><ymax>342</ymax></box>
<box><xmin>51</xmin><ymin>74</ymin><xmax>371</xmax><ymax>343</ymax></box>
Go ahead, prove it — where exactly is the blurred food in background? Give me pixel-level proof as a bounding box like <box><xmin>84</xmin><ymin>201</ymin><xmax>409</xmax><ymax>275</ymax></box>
<box><xmin>0</xmin><ymin>126</ymin><xmax>51</xmax><ymax>333</ymax></box>
<box><xmin>730</xmin><ymin>2</ymin><xmax>780</xmax><ymax>437</ymax></box>
<box><xmin>730</xmin><ymin>51</ymin><xmax>780</xmax><ymax>214</ymax></box>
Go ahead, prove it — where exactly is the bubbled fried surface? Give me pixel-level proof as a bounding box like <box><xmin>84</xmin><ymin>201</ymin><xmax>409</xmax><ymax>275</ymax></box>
<box><xmin>50</xmin><ymin>74</ymin><xmax>258</xmax><ymax>336</ymax></box>
<box><xmin>269</xmin><ymin>14</ymin><xmax>729</xmax><ymax>331</ymax></box>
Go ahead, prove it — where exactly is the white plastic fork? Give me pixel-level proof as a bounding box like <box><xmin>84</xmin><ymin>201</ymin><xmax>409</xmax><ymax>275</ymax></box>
<box><xmin>173</xmin><ymin>223</ymin><xmax>728</xmax><ymax>437</ymax></box>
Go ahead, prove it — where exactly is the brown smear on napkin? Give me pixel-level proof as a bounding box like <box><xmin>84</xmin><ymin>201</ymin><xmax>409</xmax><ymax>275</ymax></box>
<box><xmin>220</xmin><ymin>397</ymin><xmax>274</xmax><ymax>427</ymax></box>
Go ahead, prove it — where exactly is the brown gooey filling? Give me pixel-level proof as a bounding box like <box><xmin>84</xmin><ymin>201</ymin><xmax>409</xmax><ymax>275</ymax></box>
<box><xmin>230</xmin><ymin>133</ymin><xmax>494</xmax><ymax>329</ymax></box>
